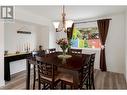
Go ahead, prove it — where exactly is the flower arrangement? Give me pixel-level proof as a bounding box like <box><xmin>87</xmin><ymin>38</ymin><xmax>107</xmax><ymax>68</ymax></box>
<box><xmin>56</xmin><ymin>38</ymin><xmax>70</xmax><ymax>55</ymax></box>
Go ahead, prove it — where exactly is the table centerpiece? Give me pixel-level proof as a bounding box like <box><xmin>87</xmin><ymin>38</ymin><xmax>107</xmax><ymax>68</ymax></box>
<box><xmin>56</xmin><ymin>38</ymin><xmax>70</xmax><ymax>56</ymax></box>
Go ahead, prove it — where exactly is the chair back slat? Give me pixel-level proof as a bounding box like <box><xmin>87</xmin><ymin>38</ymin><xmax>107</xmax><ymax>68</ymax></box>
<box><xmin>81</xmin><ymin>55</ymin><xmax>91</xmax><ymax>83</ymax></box>
<box><xmin>32</xmin><ymin>50</ymin><xmax>45</xmax><ymax>58</ymax></box>
<box><xmin>68</xmin><ymin>49</ymin><xmax>82</xmax><ymax>54</ymax></box>
<box><xmin>48</xmin><ymin>48</ymin><xmax>56</xmax><ymax>54</ymax></box>
<box><xmin>89</xmin><ymin>53</ymin><xmax>95</xmax><ymax>76</ymax></box>
<box><xmin>90</xmin><ymin>54</ymin><xmax>95</xmax><ymax>66</ymax></box>
<box><xmin>88</xmin><ymin>53</ymin><xmax>96</xmax><ymax>89</ymax></box>
<box><xmin>32</xmin><ymin>51</ymin><xmax>38</xmax><ymax>57</ymax></box>
<box><xmin>36</xmin><ymin>56</ymin><xmax>57</xmax><ymax>79</ymax></box>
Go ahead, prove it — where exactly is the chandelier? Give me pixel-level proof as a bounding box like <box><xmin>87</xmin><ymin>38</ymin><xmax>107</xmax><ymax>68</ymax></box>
<box><xmin>53</xmin><ymin>6</ymin><xmax>73</xmax><ymax>33</ymax></box>
<box><xmin>57</xmin><ymin>6</ymin><xmax>66</xmax><ymax>32</ymax></box>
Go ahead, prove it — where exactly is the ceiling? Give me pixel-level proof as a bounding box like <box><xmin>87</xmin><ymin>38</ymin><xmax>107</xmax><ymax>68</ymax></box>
<box><xmin>17</xmin><ymin>6</ymin><xmax>127</xmax><ymax>21</ymax></box>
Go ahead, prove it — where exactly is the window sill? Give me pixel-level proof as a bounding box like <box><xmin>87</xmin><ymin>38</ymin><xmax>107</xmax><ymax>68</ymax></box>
<box><xmin>71</xmin><ymin>47</ymin><xmax>101</xmax><ymax>51</ymax></box>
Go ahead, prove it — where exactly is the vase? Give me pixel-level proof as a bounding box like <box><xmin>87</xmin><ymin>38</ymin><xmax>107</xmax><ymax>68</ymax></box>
<box><xmin>62</xmin><ymin>49</ymin><xmax>66</xmax><ymax>56</ymax></box>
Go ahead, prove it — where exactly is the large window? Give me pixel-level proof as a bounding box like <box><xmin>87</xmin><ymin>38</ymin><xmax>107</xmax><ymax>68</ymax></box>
<box><xmin>71</xmin><ymin>24</ymin><xmax>101</xmax><ymax>48</ymax></box>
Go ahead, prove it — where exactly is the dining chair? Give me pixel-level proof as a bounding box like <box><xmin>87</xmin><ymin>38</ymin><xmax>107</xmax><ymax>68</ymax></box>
<box><xmin>31</xmin><ymin>51</ymin><xmax>38</xmax><ymax>89</ymax></box>
<box><xmin>36</xmin><ymin>56</ymin><xmax>60</xmax><ymax>89</ymax></box>
<box><xmin>48</xmin><ymin>48</ymin><xmax>56</xmax><ymax>54</ymax></box>
<box><xmin>32</xmin><ymin>50</ymin><xmax>45</xmax><ymax>89</ymax></box>
<box><xmin>88</xmin><ymin>53</ymin><xmax>95</xmax><ymax>89</ymax></box>
<box><xmin>68</xmin><ymin>48</ymin><xmax>82</xmax><ymax>54</ymax></box>
<box><xmin>58</xmin><ymin>55</ymin><xmax>91</xmax><ymax>89</ymax></box>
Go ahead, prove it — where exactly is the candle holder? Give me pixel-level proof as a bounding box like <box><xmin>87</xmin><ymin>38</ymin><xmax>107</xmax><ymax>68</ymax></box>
<box><xmin>16</xmin><ymin>51</ymin><xmax>20</xmax><ymax>54</ymax></box>
<box><xmin>4</xmin><ymin>50</ymin><xmax>8</xmax><ymax>55</ymax></box>
<box><xmin>26</xmin><ymin>48</ymin><xmax>29</xmax><ymax>53</ymax></box>
<box><xmin>25</xmin><ymin>47</ymin><xmax>30</xmax><ymax>53</ymax></box>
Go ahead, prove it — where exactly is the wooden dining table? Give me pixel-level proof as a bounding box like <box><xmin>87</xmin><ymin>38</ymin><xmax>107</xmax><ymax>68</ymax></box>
<box><xmin>26</xmin><ymin>52</ymin><xmax>90</xmax><ymax>89</ymax></box>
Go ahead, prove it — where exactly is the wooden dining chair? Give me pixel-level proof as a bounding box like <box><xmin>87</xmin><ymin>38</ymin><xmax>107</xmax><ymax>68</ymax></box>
<box><xmin>32</xmin><ymin>50</ymin><xmax>45</xmax><ymax>89</ymax></box>
<box><xmin>36</xmin><ymin>56</ymin><xmax>60</xmax><ymax>89</ymax></box>
<box><xmin>31</xmin><ymin>51</ymin><xmax>38</xmax><ymax>89</ymax></box>
<box><xmin>59</xmin><ymin>55</ymin><xmax>91</xmax><ymax>89</ymax></box>
<box><xmin>68</xmin><ymin>48</ymin><xmax>82</xmax><ymax>54</ymax></box>
<box><xmin>88</xmin><ymin>53</ymin><xmax>95</xmax><ymax>89</ymax></box>
<box><xmin>48</xmin><ymin>48</ymin><xmax>56</xmax><ymax>54</ymax></box>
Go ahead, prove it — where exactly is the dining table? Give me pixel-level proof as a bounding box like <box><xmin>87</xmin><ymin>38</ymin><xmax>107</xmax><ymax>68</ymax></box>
<box><xmin>26</xmin><ymin>52</ymin><xmax>91</xmax><ymax>89</ymax></box>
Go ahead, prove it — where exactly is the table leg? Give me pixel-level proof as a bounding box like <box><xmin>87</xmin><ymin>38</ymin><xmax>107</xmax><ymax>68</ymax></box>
<box><xmin>33</xmin><ymin>65</ymin><xmax>36</xmax><ymax>89</ymax></box>
<box><xmin>26</xmin><ymin>59</ymin><xmax>31</xmax><ymax>89</ymax></box>
<box><xmin>4</xmin><ymin>60</ymin><xmax>11</xmax><ymax>81</ymax></box>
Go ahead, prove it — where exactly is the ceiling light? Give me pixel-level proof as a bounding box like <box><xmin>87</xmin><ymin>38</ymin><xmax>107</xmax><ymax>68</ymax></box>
<box><xmin>53</xmin><ymin>6</ymin><xmax>73</xmax><ymax>33</ymax></box>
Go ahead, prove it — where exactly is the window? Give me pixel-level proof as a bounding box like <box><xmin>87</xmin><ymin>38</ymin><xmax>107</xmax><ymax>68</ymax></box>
<box><xmin>71</xmin><ymin>24</ymin><xmax>101</xmax><ymax>48</ymax></box>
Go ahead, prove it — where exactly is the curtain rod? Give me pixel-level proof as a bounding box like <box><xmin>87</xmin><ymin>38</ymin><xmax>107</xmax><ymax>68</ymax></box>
<box><xmin>74</xmin><ymin>18</ymin><xmax>112</xmax><ymax>24</ymax></box>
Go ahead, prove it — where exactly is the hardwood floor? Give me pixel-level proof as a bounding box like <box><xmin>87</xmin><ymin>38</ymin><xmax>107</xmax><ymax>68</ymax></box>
<box><xmin>0</xmin><ymin>69</ymin><xmax>127</xmax><ymax>90</ymax></box>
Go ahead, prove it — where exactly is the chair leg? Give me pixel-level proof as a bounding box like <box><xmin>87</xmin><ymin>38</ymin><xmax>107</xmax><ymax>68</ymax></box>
<box><xmin>61</xmin><ymin>81</ymin><xmax>64</xmax><ymax>89</ymax></box>
<box><xmin>92</xmin><ymin>72</ymin><xmax>95</xmax><ymax>89</ymax></box>
<box><xmin>88</xmin><ymin>75</ymin><xmax>91</xmax><ymax>89</ymax></box>
<box><xmin>89</xmin><ymin>79</ymin><xmax>91</xmax><ymax>89</ymax></box>
<box><xmin>92</xmin><ymin>81</ymin><xmax>95</xmax><ymax>89</ymax></box>
<box><xmin>38</xmin><ymin>81</ymin><xmax>41</xmax><ymax>89</ymax></box>
<box><xmin>61</xmin><ymin>81</ymin><xmax>66</xmax><ymax>89</ymax></box>
<box><xmin>86</xmin><ymin>79</ymin><xmax>89</xmax><ymax>89</ymax></box>
<box><xmin>50</xmin><ymin>83</ymin><xmax>54</xmax><ymax>89</ymax></box>
<box><xmin>38</xmin><ymin>75</ymin><xmax>41</xmax><ymax>89</ymax></box>
<box><xmin>33</xmin><ymin>65</ymin><xmax>36</xmax><ymax>89</ymax></box>
<box><xmin>43</xmin><ymin>83</ymin><xmax>46</xmax><ymax>89</ymax></box>
<box><xmin>63</xmin><ymin>83</ymin><xmax>66</xmax><ymax>89</ymax></box>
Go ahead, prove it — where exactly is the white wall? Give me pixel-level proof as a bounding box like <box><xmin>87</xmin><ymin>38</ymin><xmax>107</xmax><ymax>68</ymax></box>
<box><xmin>15</xmin><ymin>8</ymin><xmax>56</xmax><ymax>50</ymax></box>
<box><xmin>15</xmin><ymin>7</ymin><xmax>51</xmax><ymax>26</ymax></box>
<box><xmin>4</xmin><ymin>20</ymin><xmax>37</xmax><ymax>74</ymax></box>
<box><xmin>4</xmin><ymin>12</ymin><xmax>56</xmax><ymax>75</ymax></box>
<box><xmin>0</xmin><ymin>20</ymin><xmax>5</xmax><ymax>86</ymax></box>
<box><xmin>86</xmin><ymin>13</ymin><xmax>126</xmax><ymax>74</ymax></box>
<box><xmin>105</xmin><ymin>13</ymin><xmax>125</xmax><ymax>74</ymax></box>
<box><xmin>4</xmin><ymin>20</ymin><xmax>51</xmax><ymax>75</ymax></box>
<box><xmin>84</xmin><ymin>13</ymin><xmax>126</xmax><ymax>74</ymax></box>
<box><xmin>4</xmin><ymin>20</ymin><xmax>38</xmax><ymax>53</ymax></box>
<box><xmin>0</xmin><ymin>7</ymin><xmax>57</xmax><ymax>87</ymax></box>
<box><xmin>125</xmin><ymin>11</ymin><xmax>127</xmax><ymax>82</ymax></box>
<box><xmin>36</xmin><ymin>26</ymin><xmax>50</xmax><ymax>50</ymax></box>
<box><xmin>49</xmin><ymin>24</ymin><xmax>57</xmax><ymax>49</ymax></box>
<box><xmin>3</xmin><ymin>7</ymin><xmax>56</xmax><ymax>76</ymax></box>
